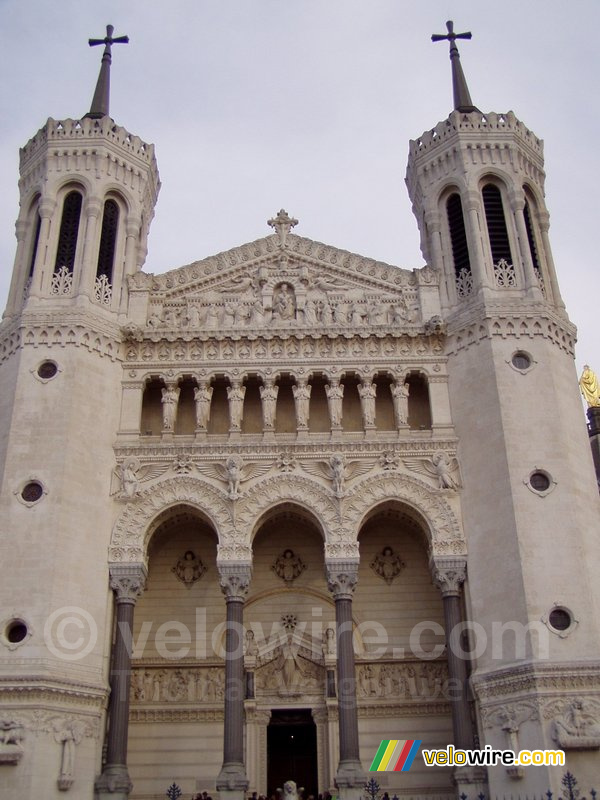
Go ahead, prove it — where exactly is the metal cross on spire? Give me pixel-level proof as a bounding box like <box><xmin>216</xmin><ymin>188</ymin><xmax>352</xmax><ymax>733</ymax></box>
<box><xmin>85</xmin><ymin>24</ymin><xmax>129</xmax><ymax>120</ymax></box>
<box><xmin>431</xmin><ymin>20</ymin><xmax>479</xmax><ymax>113</ymax></box>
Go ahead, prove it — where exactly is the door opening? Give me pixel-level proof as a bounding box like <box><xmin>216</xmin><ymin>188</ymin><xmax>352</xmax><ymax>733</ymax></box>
<box><xmin>267</xmin><ymin>708</ymin><xmax>318</xmax><ymax>798</ymax></box>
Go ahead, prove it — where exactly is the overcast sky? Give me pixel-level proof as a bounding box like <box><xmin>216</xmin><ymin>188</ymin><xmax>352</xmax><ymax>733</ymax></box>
<box><xmin>1</xmin><ymin>1</ymin><xmax>598</xmax><ymax>393</ymax></box>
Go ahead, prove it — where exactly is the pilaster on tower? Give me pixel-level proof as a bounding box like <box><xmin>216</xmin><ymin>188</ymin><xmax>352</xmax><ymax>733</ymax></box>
<box><xmin>3</xmin><ymin>25</ymin><xmax>160</xmax><ymax>321</ymax></box>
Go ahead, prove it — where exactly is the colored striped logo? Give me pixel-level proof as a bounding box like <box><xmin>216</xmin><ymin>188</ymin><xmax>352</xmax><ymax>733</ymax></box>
<box><xmin>369</xmin><ymin>739</ymin><xmax>422</xmax><ymax>772</ymax></box>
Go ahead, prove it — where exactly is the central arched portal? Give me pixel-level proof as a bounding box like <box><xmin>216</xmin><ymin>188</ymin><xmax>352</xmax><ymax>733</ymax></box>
<box><xmin>247</xmin><ymin>505</ymin><xmax>332</xmax><ymax>794</ymax></box>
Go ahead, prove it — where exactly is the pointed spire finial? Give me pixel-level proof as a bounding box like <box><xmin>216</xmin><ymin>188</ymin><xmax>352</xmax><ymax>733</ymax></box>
<box><xmin>431</xmin><ymin>20</ymin><xmax>479</xmax><ymax>113</ymax></box>
<box><xmin>85</xmin><ymin>24</ymin><xmax>129</xmax><ymax>120</ymax></box>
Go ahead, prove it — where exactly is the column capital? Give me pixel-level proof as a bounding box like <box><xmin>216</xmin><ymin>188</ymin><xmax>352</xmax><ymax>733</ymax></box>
<box><xmin>326</xmin><ymin>560</ymin><xmax>359</xmax><ymax>600</ymax></box>
<box><xmin>109</xmin><ymin>564</ymin><xmax>147</xmax><ymax>604</ymax></box>
<box><xmin>39</xmin><ymin>197</ymin><xmax>57</xmax><ymax>219</ymax></box>
<box><xmin>430</xmin><ymin>556</ymin><xmax>467</xmax><ymax>597</ymax></box>
<box><xmin>15</xmin><ymin>220</ymin><xmax>28</xmax><ymax>241</ymax></box>
<box><xmin>218</xmin><ymin>562</ymin><xmax>252</xmax><ymax>601</ymax></box>
<box><xmin>85</xmin><ymin>196</ymin><xmax>103</xmax><ymax>217</ymax></box>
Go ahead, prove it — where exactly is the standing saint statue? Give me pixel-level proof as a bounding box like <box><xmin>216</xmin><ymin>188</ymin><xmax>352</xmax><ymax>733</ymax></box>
<box><xmin>161</xmin><ymin>384</ymin><xmax>180</xmax><ymax>431</ymax></box>
<box><xmin>260</xmin><ymin>382</ymin><xmax>279</xmax><ymax>428</ymax></box>
<box><xmin>579</xmin><ymin>364</ymin><xmax>600</xmax><ymax>407</ymax></box>
<box><xmin>194</xmin><ymin>383</ymin><xmax>213</xmax><ymax>431</ymax></box>
<box><xmin>358</xmin><ymin>380</ymin><xmax>377</xmax><ymax>427</ymax></box>
<box><xmin>292</xmin><ymin>381</ymin><xmax>311</xmax><ymax>428</ymax></box>
<box><xmin>391</xmin><ymin>380</ymin><xmax>410</xmax><ymax>426</ymax></box>
<box><xmin>325</xmin><ymin>381</ymin><xmax>344</xmax><ymax>427</ymax></box>
<box><xmin>227</xmin><ymin>383</ymin><xmax>246</xmax><ymax>430</ymax></box>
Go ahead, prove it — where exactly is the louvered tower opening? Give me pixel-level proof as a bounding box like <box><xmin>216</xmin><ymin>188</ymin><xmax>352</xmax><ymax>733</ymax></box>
<box><xmin>54</xmin><ymin>191</ymin><xmax>82</xmax><ymax>274</ymax></box>
<box><xmin>446</xmin><ymin>193</ymin><xmax>471</xmax><ymax>278</ymax></box>
<box><xmin>482</xmin><ymin>184</ymin><xmax>512</xmax><ymax>264</ymax></box>
<box><xmin>96</xmin><ymin>199</ymin><xmax>119</xmax><ymax>281</ymax></box>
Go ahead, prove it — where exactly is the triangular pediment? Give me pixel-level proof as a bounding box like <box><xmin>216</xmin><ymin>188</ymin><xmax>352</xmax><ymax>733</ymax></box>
<box><xmin>129</xmin><ymin>234</ymin><xmax>439</xmax><ymax>333</ymax></box>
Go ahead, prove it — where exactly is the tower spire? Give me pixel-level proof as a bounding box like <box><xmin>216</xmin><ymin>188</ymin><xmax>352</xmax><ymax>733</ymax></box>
<box><xmin>431</xmin><ymin>20</ymin><xmax>479</xmax><ymax>113</ymax></box>
<box><xmin>85</xmin><ymin>24</ymin><xmax>129</xmax><ymax>119</ymax></box>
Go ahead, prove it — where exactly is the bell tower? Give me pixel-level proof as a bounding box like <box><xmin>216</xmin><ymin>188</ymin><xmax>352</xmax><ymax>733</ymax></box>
<box><xmin>3</xmin><ymin>25</ymin><xmax>159</xmax><ymax>321</ymax></box>
<box><xmin>0</xmin><ymin>27</ymin><xmax>159</xmax><ymax>800</ymax></box>
<box><xmin>406</xmin><ymin>23</ymin><xmax>600</xmax><ymax>793</ymax></box>
<box><xmin>406</xmin><ymin>21</ymin><xmax>565</xmax><ymax>317</ymax></box>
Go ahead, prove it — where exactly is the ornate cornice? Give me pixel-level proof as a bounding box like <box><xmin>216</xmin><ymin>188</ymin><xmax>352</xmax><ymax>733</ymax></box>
<box><xmin>129</xmin><ymin>708</ymin><xmax>224</xmax><ymax>723</ymax></box>
<box><xmin>472</xmin><ymin>661</ymin><xmax>600</xmax><ymax>703</ymax></box>
<box><xmin>0</xmin><ymin>313</ymin><xmax>124</xmax><ymax>365</ymax></box>
<box><xmin>131</xmin><ymin>234</ymin><xmax>418</xmax><ymax>296</ymax></box>
<box><xmin>445</xmin><ymin>304</ymin><xmax>576</xmax><ymax>357</ymax></box>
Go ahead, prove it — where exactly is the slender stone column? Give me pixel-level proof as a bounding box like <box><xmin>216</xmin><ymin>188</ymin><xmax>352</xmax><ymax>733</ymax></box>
<box><xmin>216</xmin><ymin>562</ymin><xmax>251</xmax><ymax>800</ymax></box>
<box><xmin>78</xmin><ymin>197</ymin><xmax>103</xmax><ymax>297</ymax></box>
<box><xmin>326</xmin><ymin>562</ymin><xmax>365</xmax><ymax>799</ymax></box>
<box><xmin>95</xmin><ymin>564</ymin><xmax>146</xmax><ymax>800</ymax></box>
<box><xmin>431</xmin><ymin>557</ymin><xmax>473</xmax><ymax>750</ymax></box>
<box><xmin>510</xmin><ymin>194</ymin><xmax>539</xmax><ymax>293</ymax></box>
<box><xmin>538</xmin><ymin>213</ymin><xmax>566</xmax><ymax>310</ymax></box>
<box><xmin>31</xmin><ymin>198</ymin><xmax>56</xmax><ymax>297</ymax></box>
<box><xmin>464</xmin><ymin>191</ymin><xmax>492</xmax><ymax>291</ymax></box>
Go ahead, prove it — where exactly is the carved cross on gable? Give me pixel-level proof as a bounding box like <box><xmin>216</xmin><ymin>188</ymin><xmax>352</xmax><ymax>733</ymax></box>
<box><xmin>267</xmin><ymin>209</ymin><xmax>298</xmax><ymax>248</ymax></box>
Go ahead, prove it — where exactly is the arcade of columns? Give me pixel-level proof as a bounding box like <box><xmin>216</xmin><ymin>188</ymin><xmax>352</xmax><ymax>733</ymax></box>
<box><xmin>97</xmin><ymin>543</ymin><xmax>471</xmax><ymax>798</ymax></box>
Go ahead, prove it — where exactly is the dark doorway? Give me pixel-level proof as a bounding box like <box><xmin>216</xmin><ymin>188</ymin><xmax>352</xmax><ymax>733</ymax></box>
<box><xmin>267</xmin><ymin>709</ymin><xmax>318</xmax><ymax>798</ymax></box>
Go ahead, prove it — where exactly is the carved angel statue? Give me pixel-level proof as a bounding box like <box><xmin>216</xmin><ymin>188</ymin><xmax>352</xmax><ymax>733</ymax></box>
<box><xmin>403</xmin><ymin>451</ymin><xmax>460</xmax><ymax>490</ymax></box>
<box><xmin>370</xmin><ymin>546</ymin><xmax>406</xmax><ymax>585</ymax></box>
<box><xmin>197</xmin><ymin>456</ymin><xmax>271</xmax><ymax>499</ymax></box>
<box><xmin>579</xmin><ymin>364</ymin><xmax>600</xmax><ymax>407</ymax></box>
<box><xmin>301</xmin><ymin>455</ymin><xmax>374</xmax><ymax>498</ymax></box>
<box><xmin>113</xmin><ymin>458</ymin><xmax>169</xmax><ymax>499</ymax></box>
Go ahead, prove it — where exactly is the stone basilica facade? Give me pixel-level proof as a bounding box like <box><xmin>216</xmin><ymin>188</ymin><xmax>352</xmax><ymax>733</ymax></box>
<box><xmin>1</xmin><ymin>25</ymin><xmax>599</xmax><ymax>800</ymax></box>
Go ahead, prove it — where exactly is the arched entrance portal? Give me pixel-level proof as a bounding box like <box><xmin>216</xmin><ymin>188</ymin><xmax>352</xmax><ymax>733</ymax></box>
<box><xmin>354</xmin><ymin>503</ymin><xmax>454</xmax><ymax>795</ymax></box>
<box><xmin>246</xmin><ymin>506</ymin><xmax>333</xmax><ymax>794</ymax></box>
<box><xmin>267</xmin><ymin>709</ymin><xmax>318</xmax><ymax>798</ymax></box>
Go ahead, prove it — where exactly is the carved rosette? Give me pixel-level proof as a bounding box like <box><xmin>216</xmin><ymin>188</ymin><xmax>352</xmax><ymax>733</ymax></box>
<box><xmin>218</xmin><ymin>563</ymin><xmax>252</xmax><ymax>602</ymax></box>
<box><xmin>109</xmin><ymin>564</ymin><xmax>147</xmax><ymax>604</ymax></box>
<box><xmin>430</xmin><ymin>556</ymin><xmax>467</xmax><ymax>597</ymax></box>
<box><xmin>326</xmin><ymin>561</ymin><xmax>359</xmax><ymax>600</ymax></box>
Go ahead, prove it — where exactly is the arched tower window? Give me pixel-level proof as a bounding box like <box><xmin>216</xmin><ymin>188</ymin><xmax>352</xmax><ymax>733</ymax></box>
<box><xmin>482</xmin><ymin>183</ymin><xmax>516</xmax><ymax>287</ymax></box>
<box><xmin>446</xmin><ymin>193</ymin><xmax>472</xmax><ymax>297</ymax></box>
<box><xmin>96</xmin><ymin>199</ymin><xmax>119</xmax><ymax>283</ymax></box>
<box><xmin>54</xmin><ymin>191</ymin><xmax>82</xmax><ymax>276</ymax></box>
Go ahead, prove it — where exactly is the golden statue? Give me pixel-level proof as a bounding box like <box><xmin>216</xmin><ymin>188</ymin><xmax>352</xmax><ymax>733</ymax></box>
<box><xmin>579</xmin><ymin>364</ymin><xmax>600</xmax><ymax>407</ymax></box>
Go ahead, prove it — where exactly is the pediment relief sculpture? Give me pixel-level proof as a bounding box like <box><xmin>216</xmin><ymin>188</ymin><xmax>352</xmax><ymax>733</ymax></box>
<box><xmin>255</xmin><ymin>640</ymin><xmax>323</xmax><ymax>697</ymax></box>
